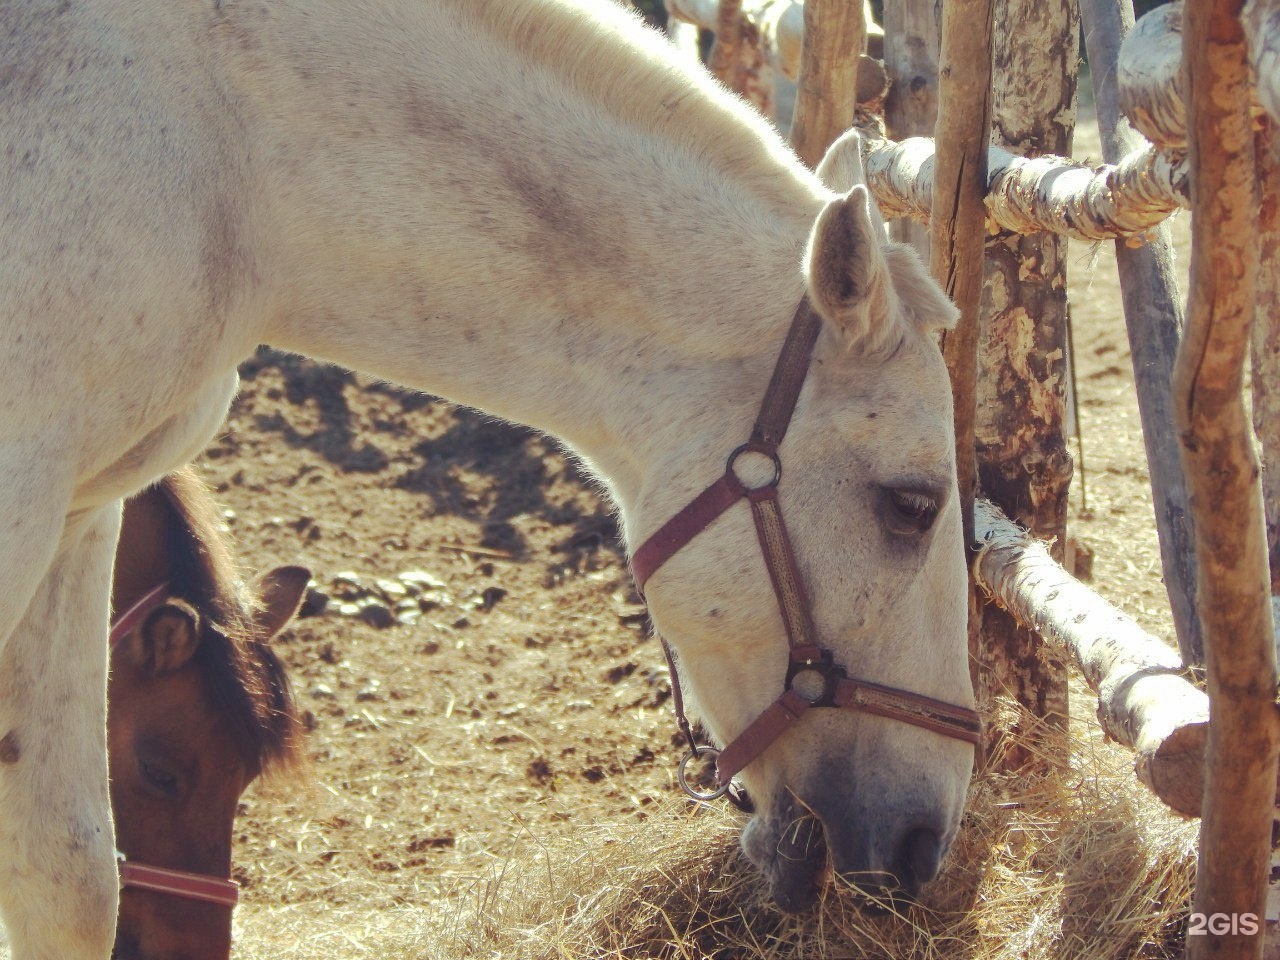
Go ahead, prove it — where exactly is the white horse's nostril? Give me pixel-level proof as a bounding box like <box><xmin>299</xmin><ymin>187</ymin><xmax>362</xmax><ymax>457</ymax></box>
<box><xmin>895</xmin><ymin>827</ymin><xmax>944</xmax><ymax>894</ymax></box>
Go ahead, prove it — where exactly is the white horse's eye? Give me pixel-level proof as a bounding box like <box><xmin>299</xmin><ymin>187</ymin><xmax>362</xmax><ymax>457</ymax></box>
<box><xmin>884</xmin><ymin>487</ymin><xmax>940</xmax><ymax>533</ymax></box>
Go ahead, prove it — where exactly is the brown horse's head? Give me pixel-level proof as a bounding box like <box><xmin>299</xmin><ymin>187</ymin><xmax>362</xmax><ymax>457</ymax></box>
<box><xmin>109</xmin><ymin>472</ymin><xmax>307</xmax><ymax>960</ymax></box>
<box><xmin>108</xmin><ymin>569</ymin><xmax>307</xmax><ymax>960</ymax></box>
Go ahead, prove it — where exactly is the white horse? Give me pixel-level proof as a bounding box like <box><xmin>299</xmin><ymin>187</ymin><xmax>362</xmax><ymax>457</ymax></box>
<box><xmin>0</xmin><ymin>1</ymin><xmax>974</xmax><ymax>955</ymax></box>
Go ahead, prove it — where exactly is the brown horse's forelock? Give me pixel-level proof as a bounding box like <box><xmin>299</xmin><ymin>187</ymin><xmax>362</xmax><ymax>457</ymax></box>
<box><xmin>156</xmin><ymin>469</ymin><xmax>304</xmax><ymax>780</ymax></box>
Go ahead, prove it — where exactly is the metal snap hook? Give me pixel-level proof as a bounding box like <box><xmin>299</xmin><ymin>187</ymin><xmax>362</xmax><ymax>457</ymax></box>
<box><xmin>677</xmin><ymin>746</ymin><xmax>731</xmax><ymax>802</ymax></box>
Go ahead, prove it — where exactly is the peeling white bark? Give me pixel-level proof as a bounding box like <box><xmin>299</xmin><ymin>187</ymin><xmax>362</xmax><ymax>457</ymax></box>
<box><xmin>1249</xmin><ymin>0</ymin><xmax>1280</xmax><ymax>130</ymax></box>
<box><xmin>859</xmin><ymin>130</ymin><xmax>1189</xmax><ymax>241</ymax></box>
<box><xmin>973</xmin><ymin>499</ymin><xmax>1214</xmax><ymax>816</ymax></box>
<box><xmin>1119</xmin><ymin>1</ymin><xmax>1267</xmax><ymax>148</ymax></box>
<box><xmin>1117</xmin><ymin>3</ymin><xmax>1187</xmax><ymax>150</ymax></box>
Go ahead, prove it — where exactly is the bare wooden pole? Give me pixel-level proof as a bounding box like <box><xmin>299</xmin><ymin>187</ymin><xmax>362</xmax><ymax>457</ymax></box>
<box><xmin>884</xmin><ymin>0</ymin><xmax>941</xmax><ymax>258</ymax></box>
<box><xmin>1179</xmin><ymin>0</ymin><xmax>1279</xmax><ymax>955</ymax></box>
<box><xmin>974</xmin><ymin>0</ymin><xmax>1079</xmax><ymax>751</ymax></box>
<box><xmin>705</xmin><ymin>0</ymin><xmax>778</xmax><ymax>119</ymax></box>
<box><xmin>789</xmin><ymin>0</ymin><xmax>865</xmax><ymax>168</ymax></box>
<box><xmin>930</xmin><ymin>0</ymin><xmax>992</xmax><ymax>552</ymax></box>
<box><xmin>732</xmin><ymin>14</ymin><xmax>778</xmax><ymax>118</ymax></box>
<box><xmin>708</xmin><ymin>0</ymin><xmax>745</xmax><ymax>85</ymax></box>
<box><xmin>1079</xmin><ymin>0</ymin><xmax>1202</xmax><ymax>664</ymax></box>
<box><xmin>929</xmin><ymin>0</ymin><xmax>993</xmax><ymax>696</ymax></box>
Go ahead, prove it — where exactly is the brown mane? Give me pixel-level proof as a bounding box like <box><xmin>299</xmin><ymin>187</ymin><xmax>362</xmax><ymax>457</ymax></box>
<box><xmin>153</xmin><ymin>468</ymin><xmax>303</xmax><ymax>779</ymax></box>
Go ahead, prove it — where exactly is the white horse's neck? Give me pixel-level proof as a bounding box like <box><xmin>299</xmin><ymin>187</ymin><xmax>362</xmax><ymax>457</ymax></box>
<box><xmin>211</xmin><ymin>0</ymin><xmax>826</xmax><ymax>521</ymax></box>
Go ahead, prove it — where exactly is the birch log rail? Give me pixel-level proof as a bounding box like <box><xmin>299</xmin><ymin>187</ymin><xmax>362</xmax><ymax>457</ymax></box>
<box><xmin>1117</xmin><ymin>3</ymin><xmax>1188</xmax><ymax>151</ymax></box>
<box><xmin>1119</xmin><ymin>1</ymin><xmax>1268</xmax><ymax>149</ymax></box>
<box><xmin>974</xmin><ymin>500</ymin><xmax>1217</xmax><ymax>817</ymax></box>
<box><xmin>858</xmin><ymin>131</ymin><xmax>1189</xmax><ymax>241</ymax></box>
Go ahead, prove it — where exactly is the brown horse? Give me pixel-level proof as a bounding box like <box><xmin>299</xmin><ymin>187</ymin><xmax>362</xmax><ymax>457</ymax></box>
<box><xmin>108</xmin><ymin>469</ymin><xmax>308</xmax><ymax>960</ymax></box>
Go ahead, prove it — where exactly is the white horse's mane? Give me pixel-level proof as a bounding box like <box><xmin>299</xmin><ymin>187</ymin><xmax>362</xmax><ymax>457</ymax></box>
<box><xmin>454</xmin><ymin>0</ymin><xmax>820</xmax><ymax>213</ymax></box>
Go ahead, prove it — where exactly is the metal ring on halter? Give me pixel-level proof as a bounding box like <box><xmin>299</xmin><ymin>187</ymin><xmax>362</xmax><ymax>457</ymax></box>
<box><xmin>677</xmin><ymin>747</ymin><xmax>732</xmax><ymax>802</ymax></box>
<box><xmin>726</xmin><ymin>443</ymin><xmax>781</xmax><ymax>490</ymax></box>
<box><xmin>785</xmin><ymin>650</ymin><xmax>846</xmax><ymax>708</ymax></box>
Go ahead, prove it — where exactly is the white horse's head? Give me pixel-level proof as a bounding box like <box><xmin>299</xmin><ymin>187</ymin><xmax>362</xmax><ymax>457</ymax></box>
<box><xmin>635</xmin><ymin>131</ymin><xmax>974</xmax><ymax>912</ymax></box>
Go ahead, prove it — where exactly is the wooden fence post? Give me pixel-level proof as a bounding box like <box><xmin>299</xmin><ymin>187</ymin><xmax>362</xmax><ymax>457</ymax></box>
<box><xmin>1079</xmin><ymin>0</ymin><xmax>1203</xmax><ymax>664</ymax></box>
<box><xmin>1178</xmin><ymin>0</ymin><xmax>1279</xmax><ymax>956</ymax></box>
<box><xmin>974</xmin><ymin>0</ymin><xmax>1079</xmax><ymax>751</ymax></box>
<box><xmin>930</xmin><ymin>0</ymin><xmax>993</xmax><ymax>696</ymax></box>
<box><xmin>789</xmin><ymin>0</ymin><xmax>864</xmax><ymax>167</ymax></box>
<box><xmin>706</xmin><ymin>0</ymin><xmax>777</xmax><ymax>119</ymax></box>
<box><xmin>930</xmin><ymin>0</ymin><xmax>992</xmax><ymax>550</ymax></box>
<box><xmin>884</xmin><ymin>0</ymin><xmax>941</xmax><ymax>257</ymax></box>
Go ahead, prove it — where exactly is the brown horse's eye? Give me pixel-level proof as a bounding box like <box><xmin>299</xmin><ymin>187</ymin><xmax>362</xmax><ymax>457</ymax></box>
<box><xmin>140</xmin><ymin>760</ymin><xmax>181</xmax><ymax>798</ymax></box>
<box><xmin>884</xmin><ymin>487</ymin><xmax>940</xmax><ymax>534</ymax></box>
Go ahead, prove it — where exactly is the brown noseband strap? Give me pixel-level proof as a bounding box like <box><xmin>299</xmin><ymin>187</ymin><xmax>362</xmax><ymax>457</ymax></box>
<box><xmin>117</xmin><ymin>854</ymin><xmax>241</xmax><ymax>909</ymax></box>
<box><xmin>632</xmin><ymin>296</ymin><xmax>981</xmax><ymax>802</ymax></box>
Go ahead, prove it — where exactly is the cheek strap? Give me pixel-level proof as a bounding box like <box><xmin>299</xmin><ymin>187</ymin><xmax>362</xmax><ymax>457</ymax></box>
<box><xmin>631</xmin><ymin>297</ymin><xmax>981</xmax><ymax>806</ymax></box>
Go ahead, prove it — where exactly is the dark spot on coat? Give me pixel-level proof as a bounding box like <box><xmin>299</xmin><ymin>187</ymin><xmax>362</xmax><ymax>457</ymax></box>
<box><xmin>0</xmin><ymin>731</ymin><xmax>21</xmax><ymax>764</ymax></box>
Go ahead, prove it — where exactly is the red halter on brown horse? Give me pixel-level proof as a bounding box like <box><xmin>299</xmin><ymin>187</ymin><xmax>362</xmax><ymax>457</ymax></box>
<box><xmin>108</xmin><ymin>469</ymin><xmax>308</xmax><ymax>960</ymax></box>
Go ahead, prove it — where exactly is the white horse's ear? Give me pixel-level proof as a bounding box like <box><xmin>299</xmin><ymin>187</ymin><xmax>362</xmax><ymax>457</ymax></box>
<box><xmin>815</xmin><ymin>129</ymin><xmax>866</xmax><ymax>192</ymax></box>
<box><xmin>815</xmin><ymin>129</ymin><xmax>887</xmax><ymax>237</ymax></box>
<box><xmin>885</xmin><ymin>243</ymin><xmax>961</xmax><ymax>334</ymax></box>
<box><xmin>250</xmin><ymin>565</ymin><xmax>311</xmax><ymax>640</ymax></box>
<box><xmin>804</xmin><ymin>184</ymin><xmax>898</xmax><ymax>351</ymax></box>
<box><xmin>135</xmin><ymin>601</ymin><xmax>201</xmax><ymax>676</ymax></box>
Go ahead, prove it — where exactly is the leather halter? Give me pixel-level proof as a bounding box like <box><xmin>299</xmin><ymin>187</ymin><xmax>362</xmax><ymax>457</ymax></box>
<box><xmin>631</xmin><ymin>297</ymin><xmax>982</xmax><ymax>806</ymax></box>
<box><xmin>109</xmin><ymin>584</ymin><xmax>242</xmax><ymax>910</ymax></box>
<box><xmin>115</xmin><ymin>855</ymin><xmax>241</xmax><ymax>910</ymax></box>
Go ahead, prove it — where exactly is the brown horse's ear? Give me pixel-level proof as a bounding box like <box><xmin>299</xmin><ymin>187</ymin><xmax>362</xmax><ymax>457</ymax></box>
<box><xmin>136</xmin><ymin>601</ymin><xmax>202</xmax><ymax>676</ymax></box>
<box><xmin>804</xmin><ymin>184</ymin><xmax>897</xmax><ymax>353</ymax></box>
<box><xmin>249</xmin><ymin>566</ymin><xmax>311</xmax><ymax>640</ymax></box>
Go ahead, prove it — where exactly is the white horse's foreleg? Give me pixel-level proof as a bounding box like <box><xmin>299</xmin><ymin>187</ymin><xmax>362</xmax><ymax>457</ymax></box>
<box><xmin>0</xmin><ymin>501</ymin><xmax>121</xmax><ymax>960</ymax></box>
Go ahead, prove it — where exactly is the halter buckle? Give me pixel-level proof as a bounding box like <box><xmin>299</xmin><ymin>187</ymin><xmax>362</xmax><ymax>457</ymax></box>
<box><xmin>785</xmin><ymin>649</ymin><xmax>846</xmax><ymax>707</ymax></box>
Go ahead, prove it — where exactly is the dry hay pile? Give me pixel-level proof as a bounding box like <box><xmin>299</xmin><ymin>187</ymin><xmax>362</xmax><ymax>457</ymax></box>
<box><xmin>242</xmin><ymin>691</ymin><xmax>1197</xmax><ymax>960</ymax></box>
